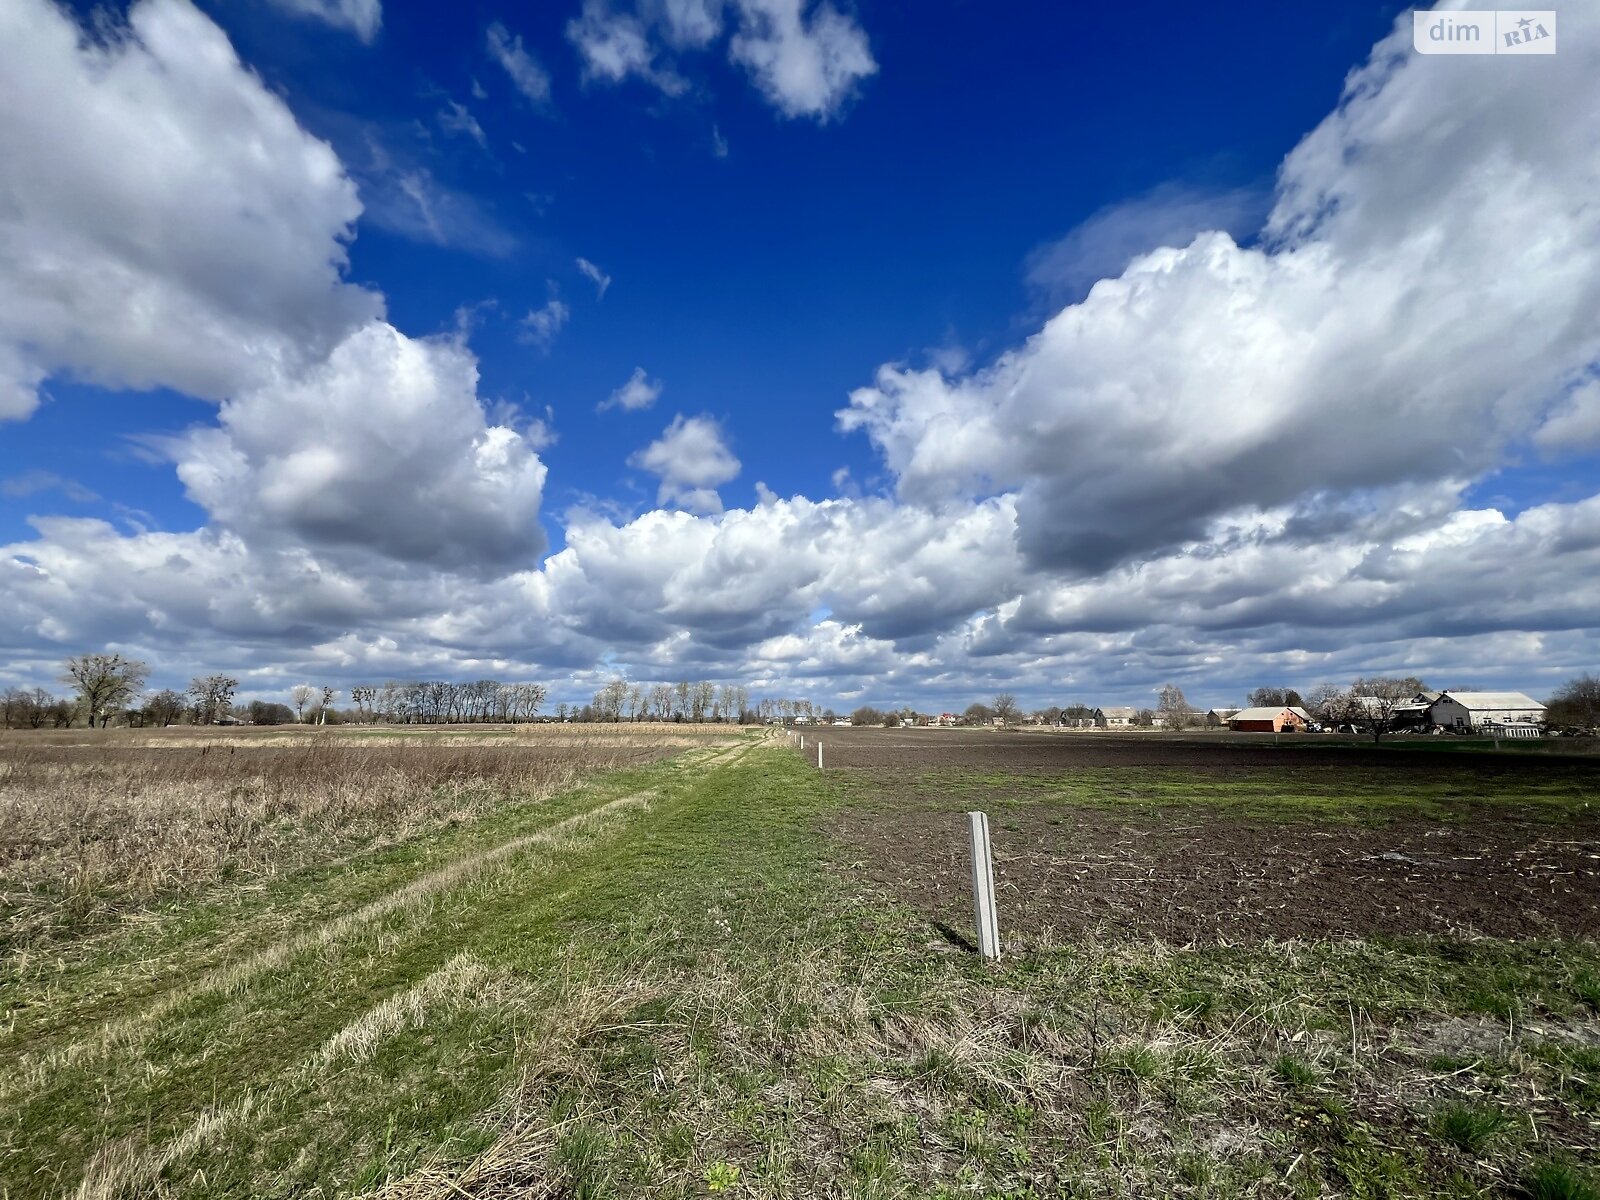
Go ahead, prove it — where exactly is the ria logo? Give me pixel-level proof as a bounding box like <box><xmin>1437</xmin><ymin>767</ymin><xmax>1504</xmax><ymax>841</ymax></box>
<box><xmin>1501</xmin><ymin>13</ymin><xmax>1554</xmax><ymax>47</ymax></box>
<box><xmin>1413</xmin><ymin>9</ymin><xmax>1556</xmax><ymax>55</ymax></box>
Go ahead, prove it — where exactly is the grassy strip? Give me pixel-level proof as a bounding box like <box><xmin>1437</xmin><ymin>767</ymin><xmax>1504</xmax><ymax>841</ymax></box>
<box><xmin>896</xmin><ymin>764</ymin><xmax>1598</xmax><ymax>821</ymax></box>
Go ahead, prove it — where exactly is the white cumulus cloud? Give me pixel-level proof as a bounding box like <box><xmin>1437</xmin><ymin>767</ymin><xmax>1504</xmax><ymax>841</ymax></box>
<box><xmin>629</xmin><ymin>414</ymin><xmax>741</xmax><ymax>512</ymax></box>
<box><xmin>727</xmin><ymin>0</ymin><xmax>875</xmax><ymax>121</ymax></box>
<box><xmin>841</xmin><ymin>10</ymin><xmax>1600</xmax><ymax>573</ymax></box>
<box><xmin>0</xmin><ymin>0</ymin><xmax>381</xmax><ymax>421</ymax></box>
<box><xmin>600</xmin><ymin>367</ymin><xmax>662</xmax><ymax>412</ymax></box>
<box><xmin>566</xmin><ymin>0</ymin><xmax>873</xmax><ymax>120</ymax></box>
<box><xmin>567</xmin><ymin>1</ymin><xmax>688</xmax><ymax>95</ymax></box>
<box><xmin>170</xmin><ymin>322</ymin><xmax>548</xmax><ymax>571</ymax></box>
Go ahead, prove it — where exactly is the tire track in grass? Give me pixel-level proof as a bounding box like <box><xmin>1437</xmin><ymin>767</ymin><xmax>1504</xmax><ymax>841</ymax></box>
<box><xmin>70</xmin><ymin>952</ymin><xmax>520</xmax><ymax>1200</ymax></box>
<box><xmin>18</xmin><ymin>742</ymin><xmax>763</xmax><ymax>1196</ymax></box>
<box><xmin>9</xmin><ymin>789</ymin><xmax>656</xmax><ymax>1087</ymax></box>
<box><xmin>9</xmin><ymin>786</ymin><xmax>665</xmax><ymax>1198</ymax></box>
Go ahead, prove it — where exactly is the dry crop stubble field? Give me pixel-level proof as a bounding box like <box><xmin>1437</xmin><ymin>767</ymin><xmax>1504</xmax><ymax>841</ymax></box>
<box><xmin>0</xmin><ymin>723</ymin><xmax>727</xmax><ymax>953</ymax></box>
<box><xmin>2</xmin><ymin>723</ymin><xmax>1598</xmax><ymax>1199</ymax></box>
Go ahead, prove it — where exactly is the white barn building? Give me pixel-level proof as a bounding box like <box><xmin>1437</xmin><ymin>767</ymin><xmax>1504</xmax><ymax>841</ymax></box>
<box><xmin>1428</xmin><ymin>691</ymin><xmax>1545</xmax><ymax>731</ymax></box>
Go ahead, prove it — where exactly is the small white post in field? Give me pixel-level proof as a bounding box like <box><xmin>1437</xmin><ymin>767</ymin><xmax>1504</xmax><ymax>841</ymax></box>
<box><xmin>967</xmin><ymin>810</ymin><xmax>1000</xmax><ymax>961</ymax></box>
<box><xmin>800</xmin><ymin>734</ymin><xmax>805</xmax><ymax>751</ymax></box>
<box><xmin>818</xmin><ymin>741</ymin><xmax>823</xmax><ymax>770</ymax></box>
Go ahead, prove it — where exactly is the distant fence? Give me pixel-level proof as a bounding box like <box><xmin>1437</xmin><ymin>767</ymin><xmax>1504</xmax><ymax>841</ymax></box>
<box><xmin>1483</xmin><ymin>723</ymin><xmax>1541</xmax><ymax>739</ymax></box>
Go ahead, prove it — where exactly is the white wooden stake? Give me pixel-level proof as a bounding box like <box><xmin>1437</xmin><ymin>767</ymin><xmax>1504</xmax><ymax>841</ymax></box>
<box><xmin>818</xmin><ymin>741</ymin><xmax>823</xmax><ymax>770</ymax></box>
<box><xmin>800</xmin><ymin>734</ymin><xmax>805</xmax><ymax>750</ymax></box>
<box><xmin>968</xmin><ymin>810</ymin><xmax>1000</xmax><ymax>961</ymax></box>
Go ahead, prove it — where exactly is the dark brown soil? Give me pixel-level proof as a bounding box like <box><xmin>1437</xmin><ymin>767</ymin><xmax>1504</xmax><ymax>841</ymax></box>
<box><xmin>818</xmin><ymin>728</ymin><xmax>1600</xmax><ymax>942</ymax></box>
<box><xmin>807</xmin><ymin>725</ymin><xmax>1600</xmax><ymax>775</ymax></box>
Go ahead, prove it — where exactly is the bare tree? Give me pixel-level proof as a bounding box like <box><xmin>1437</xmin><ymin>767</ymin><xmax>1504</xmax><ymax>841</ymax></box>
<box><xmin>1304</xmin><ymin>683</ymin><xmax>1343</xmax><ymax>724</ymax></box>
<box><xmin>594</xmin><ymin>678</ymin><xmax>627</xmax><ymax>722</ymax></box>
<box><xmin>691</xmin><ymin>681</ymin><xmax>716</xmax><ymax>722</ymax></box>
<box><xmin>1156</xmin><ymin>683</ymin><xmax>1191</xmax><ymax>730</ymax></box>
<box><xmin>26</xmin><ymin>687</ymin><xmax>53</xmax><ymax>729</ymax></box>
<box><xmin>291</xmin><ymin>684</ymin><xmax>315</xmax><ymax>723</ymax></box>
<box><xmin>992</xmin><ymin>693</ymin><xmax>1019</xmax><ymax>727</ymax></box>
<box><xmin>1248</xmin><ymin>686</ymin><xmax>1306</xmax><ymax>708</ymax></box>
<box><xmin>1343</xmin><ymin>677</ymin><xmax>1425</xmax><ymax>743</ymax></box>
<box><xmin>648</xmin><ymin>683</ymin><xmax>674</xmax><ymax>721</ymax></box>
<box><xmin>187</xmin><ymin>674</ymin><xmax>239</xmax><ymax>725</ymax></box>
<box><xmin>1547</xmin><ymin>674</ymin><xmax>1600</xmax><ymax>731</ymax></box>
<box><xmin>2</xmin><ymin>687</ymin><xmax>58</xmax><ymax>729</ymax></box>
<box><xmin>318</xmin><ymin>686</ymin><xmax>336</xmax><ymax>725</ymax></box>
<box><xmin>62</xmin><ymin>654</ymin><xmax>149</xmax><ymax>727</ymax></box>
<box><xmin>518</xmin><ymin>682</ymin><xmax>547</xmax><ymax>721</ymax></box>
<box><xmin>143</xmin><ymin>688</ymin><xmax>186</xmax><ymax>727</ymax></box>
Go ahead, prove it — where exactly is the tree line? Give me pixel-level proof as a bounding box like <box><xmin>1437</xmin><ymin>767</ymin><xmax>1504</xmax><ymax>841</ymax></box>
<box><xmin>7</xmin><ymin>653</ymin><xmax>1596</xmax><ymax>735</ymax></box>
<box><xmin>565</xmin><ymin>680</ymin><xmax>753</xmax><ymax>723</ymax></box>
<box><xmin>0</xmin><ymin>655</ymin><xmax>555</xmax><ymax>729</ymax></box>
<box><xmin>1</xmin><ymin>653</ymin><xmax>787</xmax><ymax>729</ymax></box>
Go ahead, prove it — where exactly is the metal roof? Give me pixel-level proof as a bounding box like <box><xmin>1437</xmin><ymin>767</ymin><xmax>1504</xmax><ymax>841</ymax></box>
<box><xmin>1438</xmin><ymin>691</ymin><xmax>1544</xmax><ymax>710</ymax></box>
<box><xmin>1230</xmin><ymin>706</ymin><xmax>1304</xmax><ymax>721</ymax></box>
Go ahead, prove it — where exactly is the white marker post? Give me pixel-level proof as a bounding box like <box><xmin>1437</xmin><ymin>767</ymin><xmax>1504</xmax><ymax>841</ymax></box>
<box><xmin>817</xmin><ymin>741</ymin><xmax>823</xmax><ymax>770</ymax></box>
<box><xmin>967</xmin><ymin>810</ymin><xmax>1000</xmax><ymax>961</ymax></box>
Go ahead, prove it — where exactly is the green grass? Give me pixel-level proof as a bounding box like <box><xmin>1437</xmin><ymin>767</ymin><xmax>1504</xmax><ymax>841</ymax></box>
<box><xmin>1430</xmin><ymin>1101</ymin><xmax>1513</xmax><ymax>1154</ymax></box>
<box><xmin>1276</xmin><ymin>1054</ymin><xmax>1321</xmax><ymax>1088</ymax></box>
<box><xmin>3</xmin><ymin>732</ymin><xmax>1598</xmax><ymax>1198</ymax></box>
<box><xmin>1521</xmin><ymin>1160</ymin><xmax>1600</xmax><ymax>1200</ymax></box>
<box><xmin>903</xmin><ymin>761</ymin><xmax>1597</xmax><ymax>820</ymax></box>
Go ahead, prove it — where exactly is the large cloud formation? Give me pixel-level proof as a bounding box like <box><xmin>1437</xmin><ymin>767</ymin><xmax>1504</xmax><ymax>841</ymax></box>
<box><xmin>841</xmin><ymin>17</ymin><xmax>1600</xmax><ymax>574</ymax></box>
<box><xmin>2</xmin><ymin>2</ymin><xmax>1598</xmax><ymax>709</ymax></box>
<box><xmin>0</xmin><ymin>0</ymin><xmax>381</xmax><ymax>421</ymax></box>
<box><xmin>172</xmin><ymin>323</ymin><xmax>549</xmax><ymax>571</ymax></box>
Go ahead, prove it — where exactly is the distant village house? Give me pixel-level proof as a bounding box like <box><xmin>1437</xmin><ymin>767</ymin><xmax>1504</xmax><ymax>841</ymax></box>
<box><xmin>1094</xmin><ymin>706</ymin><xmax>1137</xmax><ymax>728</ymax></box>
<box><xmin>1228</xmin><ymin>706</ymin><xmax>1311</xmax><ymax>733</ymax></box>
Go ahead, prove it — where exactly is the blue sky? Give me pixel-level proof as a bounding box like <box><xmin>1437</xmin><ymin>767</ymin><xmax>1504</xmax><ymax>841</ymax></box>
<box><xmin>1</xmin><ymin>0</ymin><xmax>1597</xmax><ymax>713</ymax></box>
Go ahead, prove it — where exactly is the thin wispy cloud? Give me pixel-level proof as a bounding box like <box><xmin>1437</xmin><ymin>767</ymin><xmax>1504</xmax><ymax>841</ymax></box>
<box><xmin>519</xmin><ymin>287</ymin><xmax>571</xmax><ymax>350</ymax></box>
<box><xmin>486</xmin><ymin>21</ymin><xmax>552</xmax><ymax>104</ymax></box>
<box><xmin>1</xmin><ymin>470</ymin><xmax>99</xmax><ymax>503</ymax></box>
<box><xmin>576</xmin><ymin>257</ymin><xmax>612</xmax><ymax>299</ymax></box>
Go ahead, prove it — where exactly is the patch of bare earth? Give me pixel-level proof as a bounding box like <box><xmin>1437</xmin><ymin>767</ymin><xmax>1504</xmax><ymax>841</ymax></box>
<box><xmin>833</xmin><ymin>803</ymin><xmax>1600</xmax><ymax>942</ymax></box>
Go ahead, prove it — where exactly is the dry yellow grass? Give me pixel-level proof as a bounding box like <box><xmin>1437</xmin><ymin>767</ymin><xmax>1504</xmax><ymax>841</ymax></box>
<box><xmin>0</xmin><ymin>723</ymin><xmax>723</xmax><ymax>949</ymax></box>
